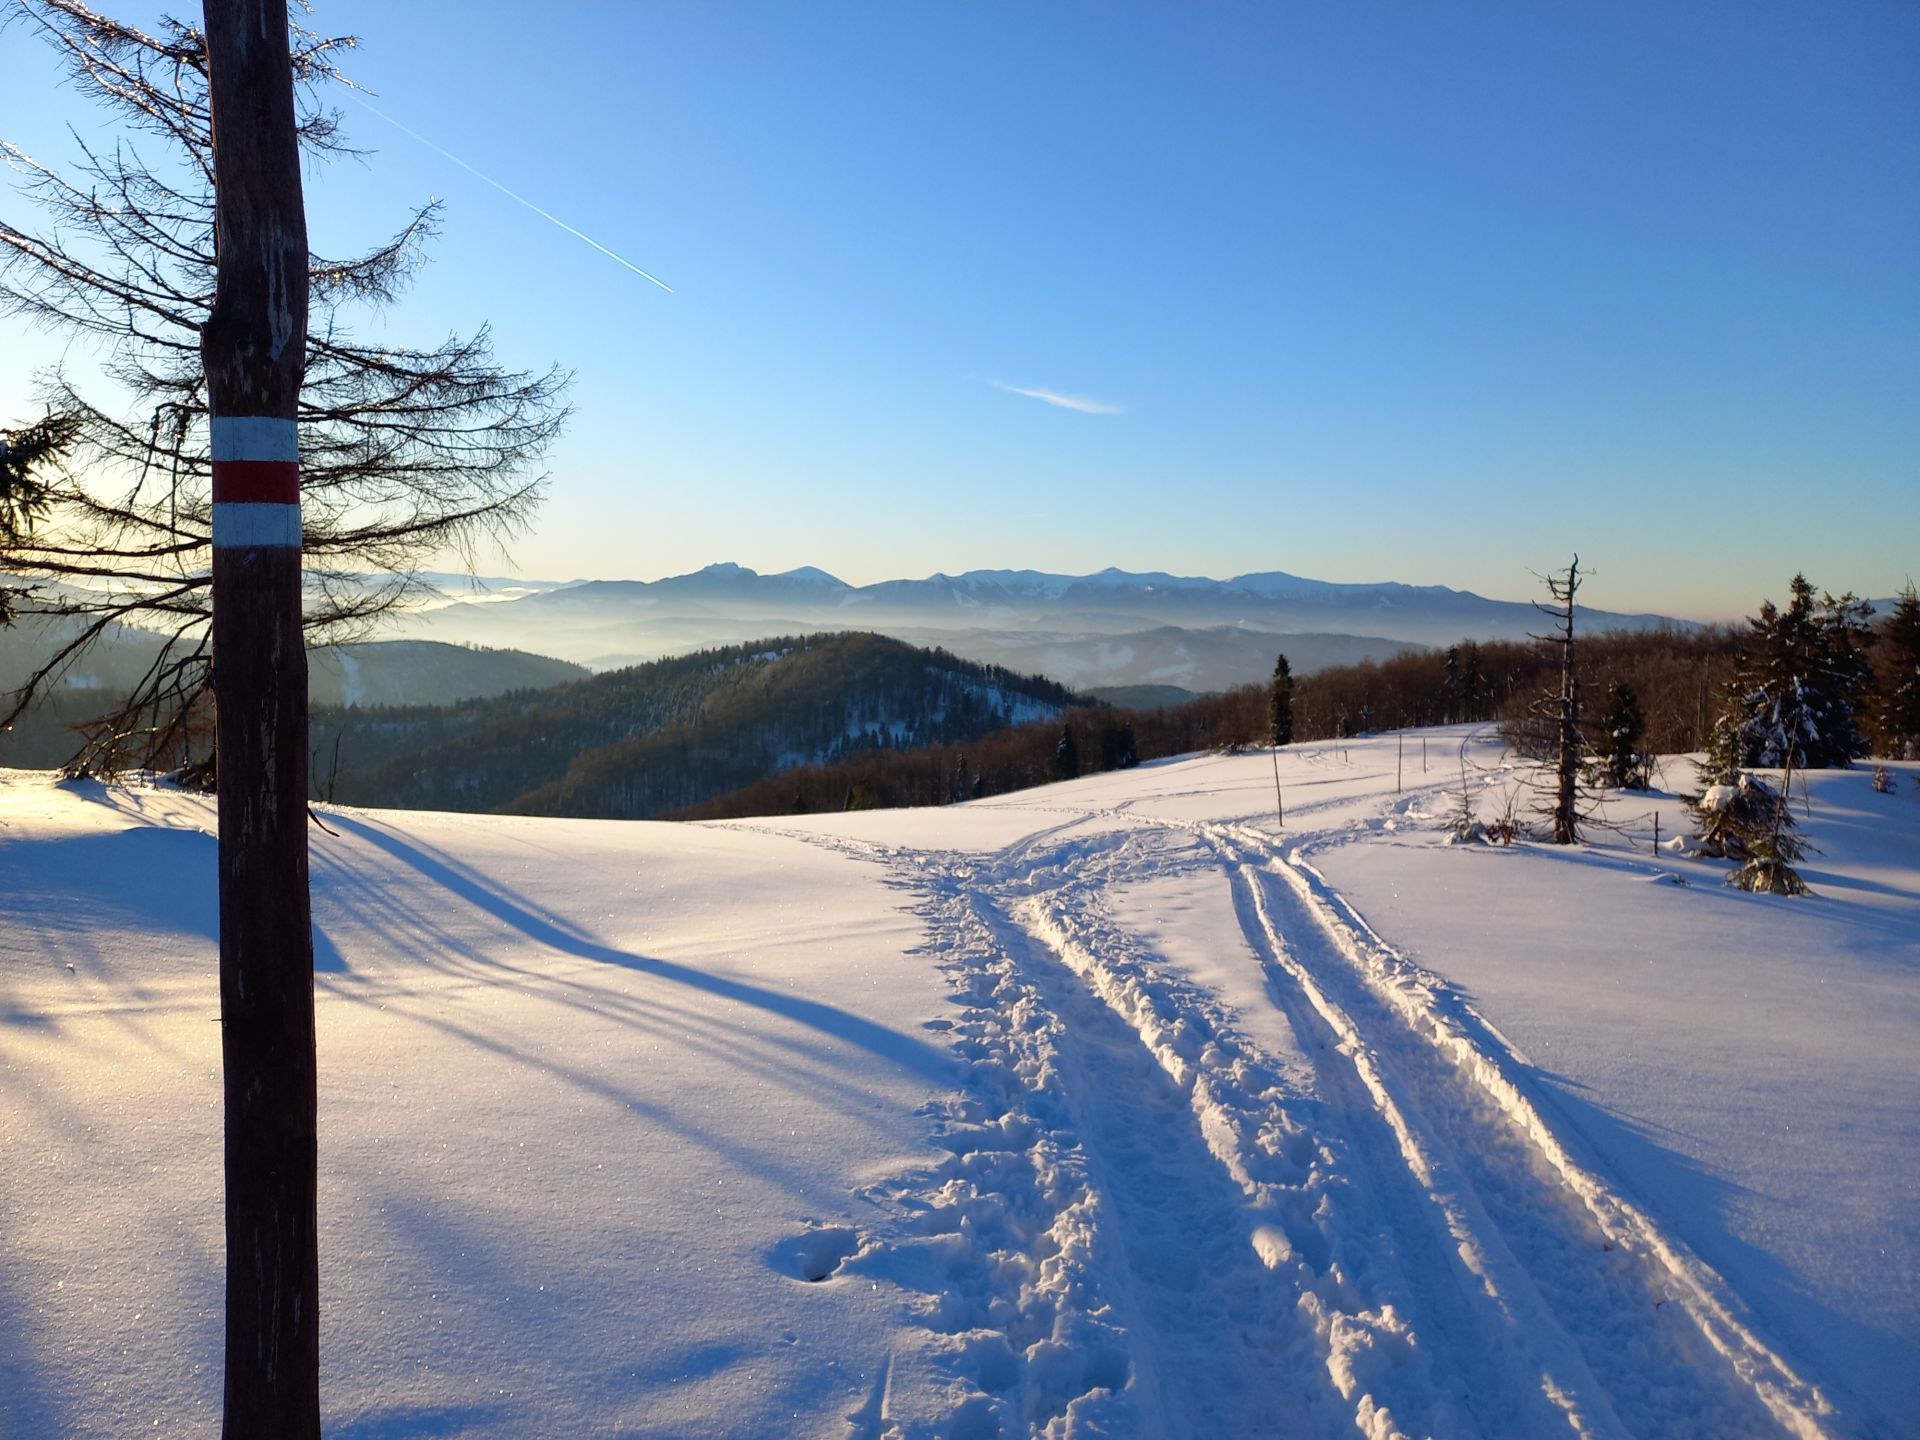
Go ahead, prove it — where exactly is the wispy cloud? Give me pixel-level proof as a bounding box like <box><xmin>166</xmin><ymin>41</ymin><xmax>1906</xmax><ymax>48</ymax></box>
<box><xmin>987</xmin><ymin>379</ymin><xmax>1123</xmax><ymax>415</ymax></box>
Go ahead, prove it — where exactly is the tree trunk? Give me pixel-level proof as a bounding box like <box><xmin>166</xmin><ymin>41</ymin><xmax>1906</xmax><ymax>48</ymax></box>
<box><xmin>199</xmin><ymin>2</ymin><xmax>318</xmax><ymax>1435</ymax></box>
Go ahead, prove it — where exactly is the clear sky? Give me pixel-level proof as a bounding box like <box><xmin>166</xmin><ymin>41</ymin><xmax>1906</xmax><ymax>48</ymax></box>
<box><xmin>3</xmin><ymin>2</ymin><xmax>1916</xmax><ymax>619</ymax></box>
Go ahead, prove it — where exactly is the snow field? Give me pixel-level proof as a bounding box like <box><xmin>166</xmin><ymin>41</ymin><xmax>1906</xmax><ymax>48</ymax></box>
<box><xmin>3</xmin><ymin>786</ymin><xmax>953</xmax><ymax>1437</ymax></box>
<box><xmin>3</xmin><ymin>732</ymin><xmax>1914</xmax><ymax>1437</ymax></box>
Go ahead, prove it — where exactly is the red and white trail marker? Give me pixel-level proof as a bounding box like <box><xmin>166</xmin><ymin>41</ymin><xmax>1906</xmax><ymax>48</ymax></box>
<box><xmin>210</xmin><ymin>415</ymin><xmax>301</xmax><ymax>548</ymax></box>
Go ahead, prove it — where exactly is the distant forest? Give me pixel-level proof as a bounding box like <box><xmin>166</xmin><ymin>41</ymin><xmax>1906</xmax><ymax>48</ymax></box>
<box><xmin>311</xmin><ymin>632</ymin><xmax>1082</xmax><ymax>818</ymax></box>
<box><xmin>678</xmin><ymin>601</ymin><xmax>1917</xmax><ymax>821</ymax></box>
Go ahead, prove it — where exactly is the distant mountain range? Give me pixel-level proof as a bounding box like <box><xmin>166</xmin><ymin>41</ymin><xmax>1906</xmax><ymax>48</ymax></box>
<box><xmin>1</xmin><ymin>562</ymin><xmax>1699</xmax><ymax>768</ymax></box>
<box><xmin>465</xmin><ymin>562</ymin><xmax>1684</xmax><ymax>635</ymax></box>
<box><xmin>388</xmin><ymin>562</ymin><xmax>1690</xmax><ymax>693</ymax></box>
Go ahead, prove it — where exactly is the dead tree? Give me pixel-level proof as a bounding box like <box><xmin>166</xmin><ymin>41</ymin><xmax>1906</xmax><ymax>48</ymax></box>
<box><xmin>0</xmin><ymin>1</ymin><xmax>568</xmax><ymax>776</ymax></box>
<box><xmin>1533</xmin><ymin>555</ymin><xmax>1584</xmax><ymax>844</ymax></box>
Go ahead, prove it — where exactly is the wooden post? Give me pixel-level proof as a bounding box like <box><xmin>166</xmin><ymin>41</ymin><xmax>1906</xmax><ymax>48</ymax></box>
<box><xmin>1271</xmin><ymin>746</ymin><xmax>1284</xmax><ymax>827</ymax></box>
<box><xmin>1397</xmin><ymin>732</ymin><xmax>1403</xmax><ymax>793</ymax></box>
<box><xmin>1653</xmin><ymin>812</ymin><xmax>1660</xmax><ymax>855</ymax></box>
<box><xmin>1422</xmin><ymin>735</ymin><xmax>1427</xmax><ymax>773</ymax></box>
<box><xmin>199</xmin><ymin>3</ymin><xmax>317</xmax><ymax>1436</ymax></box>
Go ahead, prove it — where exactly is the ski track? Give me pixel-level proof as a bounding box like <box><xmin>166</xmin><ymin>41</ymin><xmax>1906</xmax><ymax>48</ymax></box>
<box><xmin>770</xmin><ymin>803</ymin><xmax>1834</xmax><ymax>1440</ymax></box>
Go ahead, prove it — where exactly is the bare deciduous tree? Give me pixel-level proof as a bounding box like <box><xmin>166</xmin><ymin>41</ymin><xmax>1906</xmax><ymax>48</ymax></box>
<box><xmin>1532</xmin><ymin>554</ymin><xmax>1585</xmax><ymax>844</ymax></box>
<box><xmin>0</xmin><ymin>0</ymin><xmax>569</xmax><ymax>777</ymax></box>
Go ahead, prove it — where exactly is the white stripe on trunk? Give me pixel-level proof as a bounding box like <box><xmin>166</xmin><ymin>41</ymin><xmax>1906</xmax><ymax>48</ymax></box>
<box><xmin>212</xmin><ymin>501</ymin><xmax>302</xmax><ymax>548</ymax></box>
<box><xmin>210</xmin><ymin>415</ymin><xmax>300</xmax><ymax>462</ymax></box>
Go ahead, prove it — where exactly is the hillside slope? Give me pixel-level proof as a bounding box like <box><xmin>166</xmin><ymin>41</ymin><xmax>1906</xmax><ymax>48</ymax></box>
<box><xmin>307</xmin><ymin>641</ymin><xmax>587</xmax><ymax>709</ymax></box>
<box><xmin>317</xmin><ymin>632</ymin><xmax>1080</xmax><ymax>818</ymax></box>
<box><xmin>2</xmin><ymin>742</ymin><xmax>1911</xmax><ymax>1436</ymax></box>
<box><xmin>0</xmin><ymin>614</ymin><xmax>588</xmax><ymax>768</ymax></box>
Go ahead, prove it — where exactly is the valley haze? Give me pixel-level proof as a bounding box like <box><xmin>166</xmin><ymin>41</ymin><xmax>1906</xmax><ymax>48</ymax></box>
<box><xmin>387</xmin><ymin>560</ymin><xmax>1692</xmax><ymax>695</ymax></box>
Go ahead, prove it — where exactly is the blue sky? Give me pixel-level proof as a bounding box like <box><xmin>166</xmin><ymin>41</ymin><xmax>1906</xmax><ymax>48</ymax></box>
<box><xmin>3</xmin><ymin>1</ymin><xmax>1916</xmax><ymax>618</ymax></box>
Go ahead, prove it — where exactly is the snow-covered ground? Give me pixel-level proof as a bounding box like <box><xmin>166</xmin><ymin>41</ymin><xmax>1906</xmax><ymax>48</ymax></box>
<box><xmin>2</xmin><ymin>730</ymin><xmax>1914</xmax><ymax>1438</ymax></box>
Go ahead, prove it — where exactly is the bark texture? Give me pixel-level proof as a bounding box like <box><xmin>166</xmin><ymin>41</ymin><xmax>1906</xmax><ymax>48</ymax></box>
<box><xmin>200</xmin><ymin>2</ymin><xmax>318</xmax><ymax>1434</ymax></box>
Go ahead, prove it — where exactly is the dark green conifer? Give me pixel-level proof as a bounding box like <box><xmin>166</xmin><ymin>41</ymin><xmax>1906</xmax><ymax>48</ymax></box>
<box><xmin>1689</xmin><ymin>771</ymin><xmax>1804</xmax><ymax>870</ymax></box>
<box><xmin>1712</xmin><ymin>575</ymin><xmax>1875</xmax><ymax>771</ymax></box>
<box><xmin>0</xmin><ymin>413</ymin><xmax>75</xmax><ymax>624</ymax></box>
<box><xmin>1728</xmin><ymin>769</ymin><xmax>1812</xmax><ymax>895</ymax></box>
<box><xmin>1593</xmin><ymin>682</ymin><xmax>1650</xmax><ymax>789</ymax></box>
<box><xmin>1874</xmin><ymin>584</ymin><xmax>1920</xmax><ymax>759</ymax></box>
<box><xmin>1268</xmin><ymin>654</ymin><xmax>1294</xmax><ymax>747</ymax></box>
<box><xmin>1461</xmin><ymin>642</ymin><xmax>1484</xmax><ymax>719</ymax></box>
<box><xmin>1052</xmin><ymin>723</ymin><xmax>1080</xmax><ymax>781</ymax></box>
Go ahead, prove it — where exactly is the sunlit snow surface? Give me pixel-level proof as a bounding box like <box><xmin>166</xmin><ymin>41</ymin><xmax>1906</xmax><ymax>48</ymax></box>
<box><xmin>2</xmin><ymin>731</ymin><xmax>1914</xmax><ymax>1438</ymax></box>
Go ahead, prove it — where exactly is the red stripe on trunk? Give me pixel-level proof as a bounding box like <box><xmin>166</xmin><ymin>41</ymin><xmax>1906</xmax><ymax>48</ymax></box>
<box><xmin>211</xmin><ymin>459</ymin><xmax>300</xmax><ymax>504</ymax></box>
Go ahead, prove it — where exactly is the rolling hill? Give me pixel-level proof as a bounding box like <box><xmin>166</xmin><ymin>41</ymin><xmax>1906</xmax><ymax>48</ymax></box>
<box><xmin>0</xmin><ymin>611</ymin><xmax>585</xmax><ymax>768</ymax></box>
<box><xmin>313</xmin><ymin>631</ymin><xmax>1082</xmax><ymax>819</ymax></box>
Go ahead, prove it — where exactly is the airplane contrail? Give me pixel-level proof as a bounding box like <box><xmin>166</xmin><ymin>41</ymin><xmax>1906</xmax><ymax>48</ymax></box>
<box><xmin>343</xmin><ymin>91</ymin><xmax>674</xmax><ymax>294</ymax></box>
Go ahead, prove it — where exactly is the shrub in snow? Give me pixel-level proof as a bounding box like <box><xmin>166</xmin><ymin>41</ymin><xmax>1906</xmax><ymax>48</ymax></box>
<box><xmin>1692</xmin><ymin>773</ymin><xmax>1813</xmax><ymax>894</ymax></box>
<box><xmin>1484</xmin><ymin>783</ymin><xmax>1528</xmax><ymax>845</ymax></box>
<box><xmin>1873</xmin><ymin>764</ymin><xmax>1896</xmax><ymax>795</ymax></box>
<box><xmin>1730</xmin><ymin>853</ymin><xmax>1812</xmax><ymax>896</ymax></box>
<box><xmin>1445</xmin><ymin>760</ymin><xmax>1489</xmax><ymax>844</ymax></box>
<box><xmin>1689</xmin><ymin>774</ymin><xmax>1791</xmax><ymax>862</ymax></box>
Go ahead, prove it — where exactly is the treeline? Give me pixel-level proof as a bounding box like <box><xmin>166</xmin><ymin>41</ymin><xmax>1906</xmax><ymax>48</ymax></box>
<box><xmin>1299</xmin><ymin>627</ymin><xmax>1746</xmax><ymax>756</ymax></box>
<box><xmin>671</xmin><ymin>692</ymin><xmax>1270</xmax><ymax>820</ymax></box>
<box><xmin>676</xmin><ymin>593</ymin><xmax>1919</xmax><ymax>821</ymax></box>
<box><xmin>676</xmin><ymin>629</ymin><xmax>1743</xmax><ymax>821</ymax></box>
<box><xmin>1305</xmin><ymin>581</ymin><xmax>1920</xmax><ymax>765</ymax></box>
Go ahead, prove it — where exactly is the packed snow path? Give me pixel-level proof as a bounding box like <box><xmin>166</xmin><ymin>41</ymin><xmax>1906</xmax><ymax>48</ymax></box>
<box><xmin>785</xmin><ymin>807</ymin><xmax>1831</xmax><ymax>1439</ymax></box>
<box><xmin>4</xmin><ymin>739</ymin><xmax>1914</xmax><ymax>1437</ymax></box>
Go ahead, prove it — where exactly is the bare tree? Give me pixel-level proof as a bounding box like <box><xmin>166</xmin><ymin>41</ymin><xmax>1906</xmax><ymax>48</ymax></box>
<box><xmin>1532</xmin><ymin>555</ymin><xmax>1584</xmax><ymax>844</ymax></box>
<box><xmin>0</xmin><ymin>0</ymin><xmax>569</xmax><ymax>777</ymax></box>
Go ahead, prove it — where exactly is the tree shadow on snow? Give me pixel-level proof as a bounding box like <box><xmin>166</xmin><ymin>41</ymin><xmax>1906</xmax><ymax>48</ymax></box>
<box><xmin>315</xmin><ymin>813</ymin><xmax>953</xmax><ymax>1085</ymax></box>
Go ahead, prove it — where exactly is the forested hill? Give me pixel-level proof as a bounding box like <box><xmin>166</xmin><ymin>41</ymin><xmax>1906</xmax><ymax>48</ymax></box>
<box><xmin>313</xmin><ymin>632</ymin><xmax>1083</xmax><ymax>818</ymax></box>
